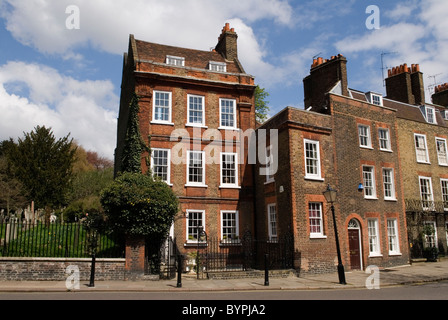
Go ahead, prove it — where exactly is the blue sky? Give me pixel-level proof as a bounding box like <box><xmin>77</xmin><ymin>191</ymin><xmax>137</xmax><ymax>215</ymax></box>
<box><xmin>0</xmin><ymin>0</ymin><xmax>447</xmax><ymax>160</ymax></box>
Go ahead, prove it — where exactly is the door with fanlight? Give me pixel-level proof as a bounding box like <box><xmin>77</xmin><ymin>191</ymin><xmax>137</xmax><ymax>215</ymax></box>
<box><xmin>348</xmin><ymin>219</ymin><xmax>363</xmax><ymax>270</ymax></box>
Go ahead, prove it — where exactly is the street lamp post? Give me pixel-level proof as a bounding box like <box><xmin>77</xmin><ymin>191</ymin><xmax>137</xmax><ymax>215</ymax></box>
<box><xmin>323</xmin><ymin>184</ymin><xmax>346</xmax><ymax>285</ymax></box>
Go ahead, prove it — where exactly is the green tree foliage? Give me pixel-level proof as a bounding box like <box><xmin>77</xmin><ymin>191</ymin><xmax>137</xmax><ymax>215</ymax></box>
<box><xmin>7</xmin><ymin>126</ymin><xmax>76</xmax><ymax>215</ymax></box>
<box><xmin>255</xmin><ymin>85</ymin><xmax>270</xmax><ymax>123</ymax></box>
<box><xmin>121</xmin><ymin>93</ymin><xmax>150</xmax><ymax>173</ymax></box>
<box><xmin>100</xmin><ymin>172</ymin><xmax>178</xmax><ymax>238</ymax></box>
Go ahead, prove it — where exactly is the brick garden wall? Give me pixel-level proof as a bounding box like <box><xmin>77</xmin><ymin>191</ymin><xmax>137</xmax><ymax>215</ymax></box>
<box><xmin>0</xmin><ymin>257</ymin><xmax>125</xmax><ymax>281</ymax></box>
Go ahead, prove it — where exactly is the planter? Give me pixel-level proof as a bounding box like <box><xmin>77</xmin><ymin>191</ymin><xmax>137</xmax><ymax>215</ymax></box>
<box><xmin>423</xmin><ymin>247</ymin><xmax>439</xmax><ymax>262</ymax></box>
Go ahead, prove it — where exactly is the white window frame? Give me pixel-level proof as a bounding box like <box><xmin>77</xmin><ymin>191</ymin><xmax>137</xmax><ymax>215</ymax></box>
<box><xmin>151</xmin><ymin>148</ymin><xmax>172</xmax><ymax>185</ymax></box>
<box><xmin>219</xmin><ymin>98</ymin><xmax>237</xmax><ymax>130</ymax></box>
<box><xmin>371</xmin><ymin>93</ymin><xmax>383</xmax><ymax>106</ymax></box>
<box><xmin>186</xmin><ymin>210</ymin><xmax>205</xmax><ymax>243</ymax></box>
<box><xmin>220</xmin><ymin>210</ymin><xmax>239</xmax><ymax>242</ymax></box>
<box><xmin>436</xmin><ymin>137</ymin><xmax>448</xmax><ymax>166</ymax></box>
<box><xmin>378</xmin><ymin>128</ymin><xmax>392</xmax><ymax>151</ymax></box>
<box><xmin>419</xmin><ymin>176</ymin><xmax>434</xmax><ymax>211</ymax></box>
<box><xmin>304</xmin><ymin>139</ymin><xmax>323</xmax><ymax>181</ymax></box>
<box><xmin>220</xmin><ymin>152</ymin><xmax>239</xmax><ymax>188</ymax></box>
<box><xmin>166</xmin><ymin>55</ymin><xmax>185</xmax><ymax>67</ymax></box>
<box><xmin>209</xmin><ymin>61</ymin><xmax>227</xmax><ymax>72</ymax></box>
<box><xmin>186</xmin><ymin>150</ymin><xmax>207</xmax><ymax>187</ymax></box>
<box><xmin>441</xmin><ymin>179</ymin><xmax>448</xmax><ymax>211</ymax></box>
<box><xmin>387</xmin><ymin>219</ymin><xmax>400</xmax><ymax>255</ymax></box>
<box><xmin>309</xmin><ymin>202</ymin><xmax>326</xmax><ymax>238</ymax></box>
<box><xmin>367</xmin><ymin>219</ymin><xmax>381</xmax><ymax>257</ymax></box>
<box><xmin>414</xmin><ymin>133</ymin><xmax>430</xmax><ymax>163</ymax></box>
<box><xmin>187</xmin><ymin>94</ymin><xmax>206</xmax><ymax>127</ymax></box>
<box><xmin>265</xmin><ymin>145</ymin><xmax>275</xmax><ymax>183</ymax></box>
<box><xmin>267</xmin><ymin>204</ymin><xmax>278</xmax><ymax>242</ymax></box>
<box><xmin>382</xmin><ymin>168</ymin><xmax>396</xmax><ymax>200</ymax></box>
<box><xmin>152</xmin><ymin>90</ymin><xmax>173</xmax><ymax>125</ymax></box>
<box><xmin>423</xmin><ymin>221</ymin><xmax>437</xmax><ymax>248</ymax></box>
<box><xmin>358</xmin><ymin>124</ymin><xmax>372</xmax><ymax>148</ymax></box>
<box><xmin>362</xmin><ymin>165</ymin><xmax>377</xmax><ymax>199</ymax></box>
<box><xmin>425</xmin><ymin>106</ymin><xmax>437</xmax><ymax>124</ymax></box>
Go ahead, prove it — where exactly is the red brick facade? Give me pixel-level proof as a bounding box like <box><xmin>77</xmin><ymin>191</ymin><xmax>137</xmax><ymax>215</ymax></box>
<box><xmin>116</xmin><ymin>25</ymin><xmax>448</xmax><ymax>275</ymax></box>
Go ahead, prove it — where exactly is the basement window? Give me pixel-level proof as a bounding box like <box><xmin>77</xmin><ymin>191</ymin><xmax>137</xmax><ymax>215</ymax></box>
<box><xmin>166</xmin><ymin>55</ymin><xmax>185</xmax><ymax>67</ymax></box>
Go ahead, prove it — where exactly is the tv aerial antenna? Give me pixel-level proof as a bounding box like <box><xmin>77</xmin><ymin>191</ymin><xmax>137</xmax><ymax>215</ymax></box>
<box><xmin>381</xmin><ymin>51</ymin><xmax>398</xmax><ymax>87</ymax></box>
<box><xmin>427</xmin><ymin>73</ymin><xmax>442</xmax><ymax>95</ymax></box>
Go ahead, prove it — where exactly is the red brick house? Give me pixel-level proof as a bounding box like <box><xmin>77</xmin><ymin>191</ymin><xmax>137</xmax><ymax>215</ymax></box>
<box><xmin>115</xmin><ymin>24</ymin><xmax>256</xmax><ymax>260</ymax></box>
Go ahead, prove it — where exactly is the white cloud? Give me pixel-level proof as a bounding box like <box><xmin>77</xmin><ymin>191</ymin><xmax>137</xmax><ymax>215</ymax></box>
<box><xmin>0</xmin><ymin>61</ymin><xmax>118</xmax><ymax>159</ymax></box>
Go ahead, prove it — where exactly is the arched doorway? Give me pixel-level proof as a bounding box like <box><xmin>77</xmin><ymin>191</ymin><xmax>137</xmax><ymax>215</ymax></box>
<box><xmin>348</xmin><ymin>219</ymin><xmax>363</xmax><ymax>270</ymax></box>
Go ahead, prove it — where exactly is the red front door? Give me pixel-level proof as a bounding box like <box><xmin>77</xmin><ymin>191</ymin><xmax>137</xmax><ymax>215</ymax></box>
<box><xmin>348</xmin><ymin>229</ymin><xmax>361</xmax><ymax>270</ymax></box>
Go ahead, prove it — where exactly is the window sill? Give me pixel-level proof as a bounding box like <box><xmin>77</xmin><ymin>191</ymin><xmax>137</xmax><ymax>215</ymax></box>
<box><xmin>384</xmin><ymin>198</ymin><xmax>397</xmax><ymax>202</ymax></box>
<box><xmin>219</xmin><ymin>185</ymin><xmax>241</xmax><ymax>189</ymax></box>
<box><xmin>360</xmin><ymin>146</ymin><xmax>373</xmax><ymax>150</ymax></box>
<box><xmin>310</xmin><ymin>235</ymin><xmax>327</xmax><ymax>239</ymax></box>
<box><xmin>364</xmin><ymin>196</ymin><xmax>378</xmax><ymax>200</ymax></box>
<box><xmin>184</xmin><ymin>242</ymin><xmax>208</xmax><ymax>247</ymax></box>
<box><xmin>304</xmin><ymin>176</ymin><xmax>324</xmax><ymax>182</ymax></box>
<box><xmin>380</xmin><ymin>149</ymin><xmax>393</xmax><ymax>153</ymax></box>
<box><xmin>416</xmin><ymin>160</ymin><xmax>431</xmax><ymax>165</ymax></box>
<box><xmin>185</xmin><ymin>184</ymin><xmax>208</xmax><ymax>188</ymax></box>
<box><xmin>218</xmin><ymin>126</ymin><xmax>240</xmax><ymax>131</ymax></box>
<box><xmin>368</xmin><ymin>253</ymin><xmax>383</xmax><ymax>258</ymax></box>
<box><xmin>388</xmin><ymin>252</ymin><xmax>402</xmax><ymax>257</ymax></box>
<box><xmin>150</xmin><ymin>121</ymin><xmax>175</xmax><ymax>126</ymax></box>
<box><xmin>186</xmin><ymin>124</ymin><xmax>208</xmax><ymax>129</ymax></box>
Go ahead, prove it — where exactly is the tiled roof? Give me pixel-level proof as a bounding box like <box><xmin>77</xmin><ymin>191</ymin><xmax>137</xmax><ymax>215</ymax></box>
<box><xmin>134</xmin><ymin>39</ymin><xmax>242</xmax><ymax>74</ymax></box>
<box><xmin>348</xmin><ymin>88</ymin><xmax>448</xmax><ymax>127</ymax></box>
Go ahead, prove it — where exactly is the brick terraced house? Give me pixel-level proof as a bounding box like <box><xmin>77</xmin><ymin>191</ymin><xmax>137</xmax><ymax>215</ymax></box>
<box><xmin>116</xmin><ymin>24</ymin><xmax>448</xmax><ymax>276</ymax></box>
<box><xmin>115</xmin><ymin>24</ymin><xmax>257</xmax><ymax>264</ymax></box>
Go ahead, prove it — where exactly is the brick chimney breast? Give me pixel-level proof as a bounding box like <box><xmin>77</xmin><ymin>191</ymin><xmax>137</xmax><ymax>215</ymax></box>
<box><xmin>215</xmin><ymin>23</ymin><xmax>238</xmax><ymax>61</ymax></box>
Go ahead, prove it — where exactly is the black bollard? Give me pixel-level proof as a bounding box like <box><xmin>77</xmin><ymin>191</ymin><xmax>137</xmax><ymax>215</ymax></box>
<box><xmin>88</xmin><ymin>253</ymin><xmax>96</xmax><ymax>287</ymax></box>
<box><xmin>264</xmin><ymin>254</ymin><xmax>269</xmax><ymax>286</ymax></box>
<box><xmin>177</xmin><ymin>255</ymin><xmax>182</xmax><ymax>288</ymax></box>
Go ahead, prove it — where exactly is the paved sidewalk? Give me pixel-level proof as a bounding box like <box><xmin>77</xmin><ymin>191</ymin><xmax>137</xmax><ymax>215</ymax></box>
<box><xmin>0</xmin><ymin>259</ymin><xmax>447</xmax><ymax>293</ymax></box>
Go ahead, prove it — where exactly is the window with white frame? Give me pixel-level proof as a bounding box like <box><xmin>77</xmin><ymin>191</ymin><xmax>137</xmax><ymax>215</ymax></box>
<box><xmin>387</xmin><ymin>219</ymin><xmax>400</xmax><ymax>254</ymax></box>
<box><xmin>367</xmin><ymin>219</ymin><xmax>381</xmax><ymax>256</ymax></box>
<box><xmin>209</xmin><ymin>61</ymin><xmax>226</xmax><ymax>72</ymax></box>
<box><xmin>220</xmin><ymin>152</ymin><xmax>238</xmax><ymax>187</ymax></box>
<box><xmin>219</xmin><ymin>98</ymin><xmax>237</xmax><ymax>129</ymax></box>
<box><xmin>267</xmin><ymin>204</ymin><xmax>278</xmax><ymax>242</ymax></box>
<box><xmin>151</xmin><ymin>148</ymin><xmax>171</xmax><ymax>184</ymax></box>
<box><xmin>309</xmin><ymin>202</ymin><xmax>325</xmax><ymax>238</ymax></box>
<box><xmin>187</xmin><ymin>95</ymin><xmax>205</xmax><ymax>126</ymax></box>
<box><xmin>371</xmin><ymin>93</ymin><xmax>383</xmax><ymax>106</ymax></box>
<box><xmin>424</xmin><ymin>221</ymin><xmax>437</xmax><ymax>248</ymax></box>
<box><xmin>186</xmin><ymin>210</ymin><xmax>205</xmax><ymax>242</ymax></box>
<box><xmin>304</xmin><ymin>139</ymin><xmax>322</xmax><ymax>180</ymax></box>
<box><xmin>441</xmin><ymin>179</ymin><xmax>448</xmax><ymax>211</ymax></box>
<box><xmin>166</xmin><ymin>55</ymin><xmax>185</xmax><ymax>67</ymax></box>
<box><xmin>425</xmin><ymin>106</ymin><xmax>437</xmax><ymax>124</ymax></box>
<box><xmin>378</xmin><ymin>128</ymin><xmax>391</xmax><ymax>151</ymax></box>
<box><xmin>358</xmin><ymin>125</ymin><xmax>372</xmax><ymax>148</ymax></box>
<box><xmin>382</xmin><ymin>168</ymin><xmax>396</xmax><ymax>200</ymax></box>
<box><xmin>187</xmin><ymin>151</ymin><xmax>206</xmax><ymax>186</ymax></box>
<box><xmin>221</xmin><ymin>211</ymin><xmax>239</xmax><ymax>242</ymax></box>
<box><xmin>436</xmin><ymin>138</ymin><xmax>448</xmax><ymax>166</ymax></box>
<box><xmin>265</xmin><ymin>145</ymin><xmax>274</xmax><ymax>183</ymax></box>
<box><xmin>419</xmin><ymin>176</ymin><xmax>434</xmax><ymax>210</ymax></box>
<box><xmin>153</xmin><ymin>91</ymin><xmax>172</xmax><ymax>124</ymax></box>
<box><xmin>362</xmin><ymin>166</ymin><xmax>376</xmax><ymax>198</ymax></box>
<box><xmin>414</xmin><ymin>134</ymin><xmax>429</xmax><ymax>163</ymax></box>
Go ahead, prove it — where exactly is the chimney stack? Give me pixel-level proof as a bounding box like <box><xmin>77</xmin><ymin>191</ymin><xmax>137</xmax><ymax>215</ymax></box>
<box><xmin>385</xmin><ymin>63</ymin><xmax>425</xmax><ymax>105</ymax></box>
<box><xmin>303</xmin><ymin>54</ymin><xmax>349</xmax><ymax>114</ymax></box>
<box><xmin>432</xmin><ymin>83</ymin><xmax>448</xmax><ymax>107</ymax></box>
<box><xmin>215</xmin><ymin>23</ymin><xmax>238</xmax><ymax>61</ymax></box>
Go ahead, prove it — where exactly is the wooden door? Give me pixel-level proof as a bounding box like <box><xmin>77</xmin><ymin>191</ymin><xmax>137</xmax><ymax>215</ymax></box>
<box><xmin>348</xmin><ymin>229</ymin><xmax>361</xmax><ymax>270</ymax></box>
